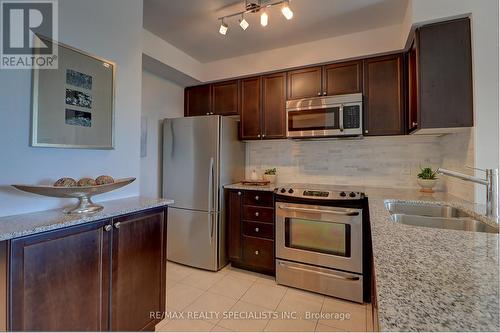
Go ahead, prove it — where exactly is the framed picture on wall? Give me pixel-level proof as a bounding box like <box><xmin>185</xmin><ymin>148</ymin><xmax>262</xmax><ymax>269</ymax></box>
<box><xmin>31</xmin><ymin>36</ymin><xmax>115</xmax><ymax>149</ymax></box>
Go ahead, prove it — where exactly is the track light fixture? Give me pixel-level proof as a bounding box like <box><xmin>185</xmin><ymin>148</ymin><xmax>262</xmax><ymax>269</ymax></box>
<box><xmin>218</xmin><ymin>0</ymin><xmax>294</xmax><ymax>36</ymax></box>
<box><xmin>239</xmin><ymin>14</ymin><xmax>249</xmax><ymax>30</ymax></box>
<box><xmin>281</xmin><ymin>0</ymin><xmax>293</xmax><ymax>20</ymax></box>
<box><xmin>260</xmin><ymin>10</ymin><xmax>268</xmax><ymax>27</ymax></box>
<box><xmin>219</xmin><ymin>18</ymin><xmax>228</xmax><ymax>35</ymax></box>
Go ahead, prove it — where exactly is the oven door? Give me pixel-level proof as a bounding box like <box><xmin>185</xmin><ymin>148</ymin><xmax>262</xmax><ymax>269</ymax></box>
<box><xmin>276</xmin><ymin>202</ymin><xmax>363</xmax><ymax>274</ymax></box>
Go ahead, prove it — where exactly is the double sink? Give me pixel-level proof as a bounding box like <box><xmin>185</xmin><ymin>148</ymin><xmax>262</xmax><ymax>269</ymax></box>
<box><xmin>385</xmin><ymin>201</ymin><xmax>499</xmax><ymax>234</ymax></box>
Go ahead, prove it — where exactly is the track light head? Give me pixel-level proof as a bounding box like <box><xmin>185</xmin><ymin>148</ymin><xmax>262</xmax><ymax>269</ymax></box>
<box><xmin>260</xmin><ymin>11</ymin><xmax>268</xmax><ymax>27</ymax></box>
<box><xmin>239</xmin><ymin>14</ymin><xmax>249</xmax><ymax>30</ymax></box>
<box><xmin>219</xmin><ymin>19</ymin><xmax>228</xmax><ymax>35</ymax></box>
<box><xmin>281</xmin><ymin>1</ymin><xmax>293</xmax><ymax>20</ymax></box>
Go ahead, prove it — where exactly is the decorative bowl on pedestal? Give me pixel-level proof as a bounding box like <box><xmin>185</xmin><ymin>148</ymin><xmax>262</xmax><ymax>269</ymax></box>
<box><xmin>12</xmin><ymin>177</ymin><xmax>135</xmax><ymax>214</ymax></box>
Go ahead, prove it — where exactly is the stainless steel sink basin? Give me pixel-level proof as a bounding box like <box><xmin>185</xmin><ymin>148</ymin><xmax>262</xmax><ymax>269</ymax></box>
<box><xmin>391</xmin><ymin>214</ymin><xmax>498</xmax><ymax>234</ymax></box>
<box><xmin>384</xmin><ymin>201</ymin><xmax>499</xmax><ymax>234</ymax></box>
<box><xmin>385</xmin><ymin>201</ymin><xmax>472</xmax><ymax>218</ymax></box>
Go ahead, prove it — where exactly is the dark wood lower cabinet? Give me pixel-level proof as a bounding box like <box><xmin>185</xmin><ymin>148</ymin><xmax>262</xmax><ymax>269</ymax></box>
<box><xmin>9</xmin><ymin>219</ymin><xmax>111</xmax><ymax>331</ymax></box>
<box><xmin>226</xmin><ymin>189</ymin><xmax>275</xmax><ymax>275</ymax></box>
<box><xmin>8</xmin><ymin>207</ymin><xmax>167</xmax><ymax>332</ymax></box>
<box><xmin>111</xmin><ymin>209</ymin><xmax>167</xmax><ymax>331</ymax></box>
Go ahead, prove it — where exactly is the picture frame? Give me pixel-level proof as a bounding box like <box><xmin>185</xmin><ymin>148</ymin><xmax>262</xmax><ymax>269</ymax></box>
<box><xmin>31</xmin><ymin>36</ymin><xmax>116</xmax><ymax>149</ymax></box>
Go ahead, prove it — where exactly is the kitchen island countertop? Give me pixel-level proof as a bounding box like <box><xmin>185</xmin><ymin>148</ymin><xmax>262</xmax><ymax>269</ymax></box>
<box><xmin>224</xmin><ymin>183</ymin><xmax>499</xmax><ymax>331</ymax></box>
<box><xmin>0</xmin><ymin>196</ymin><xmax>173</xmax><ymax>241</ymax></box>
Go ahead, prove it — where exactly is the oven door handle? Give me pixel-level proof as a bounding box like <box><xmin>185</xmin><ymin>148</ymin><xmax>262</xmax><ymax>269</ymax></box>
<box><xmin>278</xmin><ymin>262</ymin><xmax>360</xmax><ymax>281</ymax></box>
<box><xmin>278</xmin><ymin>205</ymin><xmax>359</xmax><ymax>216</ymax></box>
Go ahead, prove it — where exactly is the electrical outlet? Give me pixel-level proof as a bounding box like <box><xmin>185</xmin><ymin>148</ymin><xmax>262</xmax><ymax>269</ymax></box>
<box><xmin>401</xmin><ymin>162</ymin><xmax>411</xmax><ymax>175</ymax></box>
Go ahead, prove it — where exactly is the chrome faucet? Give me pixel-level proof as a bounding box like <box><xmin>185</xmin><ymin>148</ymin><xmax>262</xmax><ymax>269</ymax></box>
<box><xmin>437</xmin><ymin>168</ymin><xmax>499</xmax><ymax>219</ymax></box>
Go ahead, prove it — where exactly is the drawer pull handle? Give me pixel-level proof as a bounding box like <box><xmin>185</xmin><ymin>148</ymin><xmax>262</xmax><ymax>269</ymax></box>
<box><xmin>254</xmin><ymin>250</ymin><xmax>259</xmax><ymax>255</ymax></box>
<box><xmin>255</xmin><ymin>195</ymin><xmax>259</xmax><ymax>201</ymax></box>
<box><xmin>255</xmin><ymin>227</ymin><xmax>259</xmax><ymax>232</ymax></box>
<box><xmin>255</xmin><ymin>211</ymin><xmax>260</xmax><ymax>217</ymax></box>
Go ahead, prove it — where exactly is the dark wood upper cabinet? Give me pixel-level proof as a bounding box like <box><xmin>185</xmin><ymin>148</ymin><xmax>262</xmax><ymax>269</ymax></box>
<box><xmin>262</xmin><ymin>72</ymin><xmax>286</xmax><ymax>139</ymax></box>
<box><xmin>240</xmin><ymin>76</ymin><xmax>262</xmax><ymax>140</ymax></box>
<box><xmin>185</xmin><ymin>84</ymin><xmax>212</xmax><ymax>116</ymax></box>
<box><xmin>9</xmin><ymin>220</ymin><xmax>111</xmax><ymax>331</ymax></box>
<box><xmin>287</xmin><ymin>66</ymin><xmax>323</xmax><ymax>99</ymax></box>
<box><xmin>407</xmin><ymin>41</ymin><xmax>418</xmax><ymax>132</ymax></box>
<box><xmin>227</xmin><ymin>190</ymin><xmax>242</xmax><ymax>261</ymax></box>
<box><xmin>323</xmin><ymin>61</ymin><xmax>363</xmax><ymax>96</ymax></box>
<box><xmin>111</xmin><ymin>209</ymin><xmax>166</xmax><ymax>331</ymax></box>
<box><xmin>212</xmin><ymin>80</ymin><xmax>240</xmax><ymax>116</ymax></box>
<box><xmin>363</xmin><ymin>53</ymin><xmax>405</xmax><ymax>136</ymax></box>
<box><xmin>411</xmin><ymin>18</ymin><xmax>473</xmax><ymax>132</ymax></box>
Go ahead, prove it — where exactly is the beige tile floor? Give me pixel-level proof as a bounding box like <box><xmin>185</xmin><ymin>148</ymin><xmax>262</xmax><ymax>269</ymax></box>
<box><xmin>157</xmin><ymin>261</ymin><xmax>372</xmax><ymax>332</ymax></box>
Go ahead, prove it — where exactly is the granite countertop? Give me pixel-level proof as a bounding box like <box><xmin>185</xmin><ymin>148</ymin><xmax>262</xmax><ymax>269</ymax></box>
<box><xmin>0</xmin><ymin>196</ymin><xmax>174</xmax><ymax>241</ymax></box>
<box><xmin>365</xmin><ymin>188</ymin><xmax>499</xmax><ymax>332</ymax></box>
<box><xmin>224</xmin><ymin>183</ymin><xmax>499</xmax><ymax>331</ymax></box>
<box><xmin>224</xmin><ymin>182</ymin><xmax>278</xmax><ymax>192</ymax></box>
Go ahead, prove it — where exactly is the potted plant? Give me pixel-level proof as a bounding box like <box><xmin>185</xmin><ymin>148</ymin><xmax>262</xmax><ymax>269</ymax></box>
<box><xmin>263</xmin><ymin>168</ymin><xmax>277</xmax><ymax>184</ymax></box>
<box><xmin>417</xmin><ymin>167</ymin><xmax>438</xmax><ymax>193</ymax></box>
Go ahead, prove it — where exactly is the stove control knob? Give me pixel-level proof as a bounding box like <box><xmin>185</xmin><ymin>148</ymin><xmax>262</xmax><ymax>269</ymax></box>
<box><xmin>340</xmin><ymin>191</ymin><xmax>347</xmax><ymax>197</ymax></box>
<box><xmin>280</xmin><ymin>188</ymin><xmax>286</xmax><ymax>193</ymax></box>
<box><xmin>288</xmin><ymin>189</ymin><xmax>294</xmax><ymax>194</ymax></box>
<box><xmin>349</xmin><ymin>192</ymin><xmax>356</xmax><ymax>198</ymax></box>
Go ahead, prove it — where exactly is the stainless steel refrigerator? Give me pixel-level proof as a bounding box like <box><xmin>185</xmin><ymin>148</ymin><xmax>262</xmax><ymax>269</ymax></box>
<box><xmin>163</xmin><ymin>116</ymin><xmax>245</xmax><ymax>271</ymax></box>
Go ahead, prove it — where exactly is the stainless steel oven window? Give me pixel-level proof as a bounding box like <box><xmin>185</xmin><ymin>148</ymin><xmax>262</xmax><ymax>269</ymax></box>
<box><xmin>284</xmin><ymin>217</ymin><xmax>351</xmax><ymax>257</ymax></box>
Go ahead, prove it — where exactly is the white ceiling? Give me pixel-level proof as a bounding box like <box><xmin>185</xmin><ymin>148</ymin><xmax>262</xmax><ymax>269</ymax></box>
<box><xmin>143</xmin><ymin>0</ymin><xmax>408</xmax><ymax>63</ymax></box>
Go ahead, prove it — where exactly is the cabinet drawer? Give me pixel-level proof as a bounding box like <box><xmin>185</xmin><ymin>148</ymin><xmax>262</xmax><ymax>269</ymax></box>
<box><xmin>242</xmin><ymin>191</ymin><xmax>273</xmax><ymax>207</ymax></box>
<box><xmin>242</xmin><ymin>205</ymin><xmax>274</xmax><ymax>223</ymax></box>
<box><xmin>243</xmin><ymin>221</ymin><xmax>274</xmax><ymax>239</ymax></box>
<box><xmin>242</xmin><ymin>236</ymin><xmax>274</xmax><ymax>270</ymax></box>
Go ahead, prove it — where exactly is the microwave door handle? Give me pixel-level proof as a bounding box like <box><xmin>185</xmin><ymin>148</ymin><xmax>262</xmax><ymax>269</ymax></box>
<box><xmin>339</xmin><ymin>104</ymin><xmax>344</xmax><ymax>132</ymax></box>
<box><xmin>278</xmin><ymin>205</ymin><xmax>359</xmax><ymax>216</ymax></box>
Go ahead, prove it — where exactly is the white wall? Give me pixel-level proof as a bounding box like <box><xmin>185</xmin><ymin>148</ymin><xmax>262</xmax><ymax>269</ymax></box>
<box><xmin>202</xmin><ymin>24</ymin><xmax>404</xmax><ymax>81</ymax></box>
<box><xmin>0</xmin><ymin>0</ymin><xmax>143</xmax><ymax>217</ymax></box>
<box><xmin>140</xmin><ymin>70</ymin><xmax>184</xmax><ymax>198</ymax></box>
<box><xmin>411</xmin><ymin>0</ymin><xmax>499</xmax><ymax>203</ymax></box>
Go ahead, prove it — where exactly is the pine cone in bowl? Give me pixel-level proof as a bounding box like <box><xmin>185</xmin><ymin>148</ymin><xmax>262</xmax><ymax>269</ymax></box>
<box><xmin>53</xmin><ymin>177</ymin><xmax>77</xmax><ymax>187</ymax></box>
<box><xmin>77</xmin><ymin>178</ymin><xmax>97</xmax><ymax>187</ymax></box>
<box><xmin>95</xmin><ymin>175</ymin><xmax>114</xmax><ymax>185</ymax></box>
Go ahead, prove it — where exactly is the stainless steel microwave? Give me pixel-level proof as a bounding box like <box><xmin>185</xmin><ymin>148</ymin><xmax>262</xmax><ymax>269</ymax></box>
<box><xmin>286</xmin><ymin>93</ymin><xmax>363</xmax><ymax>139</ymax></box>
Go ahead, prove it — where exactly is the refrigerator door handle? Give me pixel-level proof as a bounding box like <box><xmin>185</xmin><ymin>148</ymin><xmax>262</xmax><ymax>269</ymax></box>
<box><xmin>208</xmin><ymin>157</ymin><xmax>214</xmax><ymax>213</ymax></box>
<box><xmin>208</xmin><ymin>157</ymin><xmax>215</xmax><ymax>245</ymax></box>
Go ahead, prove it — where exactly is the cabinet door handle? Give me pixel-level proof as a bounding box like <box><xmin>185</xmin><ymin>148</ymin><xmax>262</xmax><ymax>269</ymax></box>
<box><xmin>257</xmin><ymin>134</ymin><xmax>261</xmax><ymax>138</ymax></box>
<box><xmin>206</xmin><ymin>113</ymin><xmax>210</xmax><ymax>115</ymax></box>
<box><xmin>104</xmin><ymin>225</ymin><xmax>112</xmax><ymax>232</ymax></box>
<box><xmin>255</xmin><ymin>227</ymin><xmax>259</xmax><ymax>232</ymax></box>
<box><xmin>255</xmin><ymin>195</ymin><xmax>259</xmax><ymax>201</ymax></box>
<box><xmin>254</xmin><ymin>250</ymin><xmax>259</xmax><ymax>255</ymax></box>
<box><xmin>323</xmin><ymin>92</ymin><xmax>327</xmax><ymax>96</ymax></box>
<box><xmin>364</xmin><ymin>130</ymin><xmax>368</xmax><ymax>134</ymax></box>
<box><xmin>255</xmin><ymin>211</ymin><xmax>260</xmax><ymax>217</ymax></box>
<box><xmin>412</xmin><ymin>122</ymin><xmax>418</xmax><ymax>127</ymax></box>
<box><xmin>262</xmin><ymin>134</ymin><xmax>266</xmax><ymax>138</ymax></box>
<box><xmin>317</xmin><ymin>92</ymin><xmax>321</xmax><ymax>96</ymax></box>
<box><xmin>237</xmin><ymin>191</ymin><xmax>242</xmax><ymax>196</ymax></box>
<box><xmin>114</xmin><ymin>222</ymin><xmax>121</xmax><ymax>229</ymax></box>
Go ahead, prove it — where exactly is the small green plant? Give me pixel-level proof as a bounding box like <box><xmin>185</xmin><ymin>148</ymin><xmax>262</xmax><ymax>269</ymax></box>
<box><xmin>417</xmin><ymin>167</ymin><xmax>438</xmax><ymax>180</ymax></box>
<box><xmin>264</xmin><ymin>168</ymin><xmax>277</xmax><ymax>175</ymax></box>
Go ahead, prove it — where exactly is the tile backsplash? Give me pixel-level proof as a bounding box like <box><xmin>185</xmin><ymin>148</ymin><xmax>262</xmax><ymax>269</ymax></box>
<box><xmin>246</xmin><ymin>131</ymin><xmax>475</xmax><ymax>202</ymax></box>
